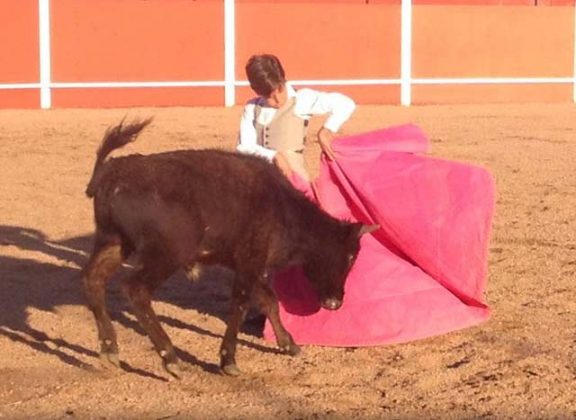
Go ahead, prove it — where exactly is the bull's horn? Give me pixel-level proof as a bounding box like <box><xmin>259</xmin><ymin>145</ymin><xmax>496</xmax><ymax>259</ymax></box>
<box><xmin>359</xmin><ymin>224</ymin><xmax>380</xmax><ymax>236</ymax></box>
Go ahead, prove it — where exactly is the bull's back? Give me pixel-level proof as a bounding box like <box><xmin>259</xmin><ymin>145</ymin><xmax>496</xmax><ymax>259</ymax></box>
<box><xmin>93</xmin><ymin>149</ymin><xmax>294</xmax><ymax>241</ymax></box>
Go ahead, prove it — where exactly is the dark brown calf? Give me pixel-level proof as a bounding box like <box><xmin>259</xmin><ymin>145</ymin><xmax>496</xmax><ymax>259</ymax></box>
<box><xmin>83</xmin><ymin>119</ymin><xmax>377</xmax><ymax>378</ymax></box>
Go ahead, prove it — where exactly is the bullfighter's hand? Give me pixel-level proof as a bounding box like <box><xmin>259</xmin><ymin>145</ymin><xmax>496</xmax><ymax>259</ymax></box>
<box><xmin>317</xmin><ymin>127</ymin><xmax>336</xmax><ymax>160</ymax></box>
<box><xmin>273</xmin><ymin>151</ymin><xmax>293</xmax><ymax>178</ymax></box>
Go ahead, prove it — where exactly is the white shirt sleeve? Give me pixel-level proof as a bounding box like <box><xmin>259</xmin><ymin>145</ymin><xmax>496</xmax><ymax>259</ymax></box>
<box><xmin>294</xmin><ymin>88</ymin><xmax>356</xmax><ymax>133</ymax></box>
<box><xmin>236</xmin><ymin>101</ymin><xmax>277</xmax><ymax>161</ymax></box>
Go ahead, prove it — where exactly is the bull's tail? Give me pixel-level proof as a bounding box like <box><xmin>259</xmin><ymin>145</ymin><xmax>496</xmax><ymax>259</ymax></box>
<box><xmin>86</xmin><ymin>117</ymin><xmax>153</xmax><ymax>197</ymax></box>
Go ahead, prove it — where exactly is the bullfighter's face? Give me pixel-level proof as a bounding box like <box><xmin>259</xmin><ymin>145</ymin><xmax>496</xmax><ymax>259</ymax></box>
<box><xmin>265</xmin><ymin>85</ymin><xmax>288</xmax><ymax>109</ymax></box>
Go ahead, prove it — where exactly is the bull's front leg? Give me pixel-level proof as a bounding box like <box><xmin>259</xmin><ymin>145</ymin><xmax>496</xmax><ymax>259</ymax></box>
<box><xmin>219</xmin><ymin>277</ymin><xmax>252</xmax><ymax>376</ymax></box>
<box><xmin>252</xmin><ymin>276</ymin><xmax>300</xmax><ymax>356</ymax></box>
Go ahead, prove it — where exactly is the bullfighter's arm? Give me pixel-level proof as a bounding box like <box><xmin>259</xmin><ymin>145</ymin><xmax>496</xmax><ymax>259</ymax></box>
<box><xmin>294</xmin><ymin>88</ymin><xmax>356</xmax><ymax>133</ymax></box>
<box><xmin>294</xmin><ymin>88</ymin><xmax>356</xmax><ymax>160</ymax></box>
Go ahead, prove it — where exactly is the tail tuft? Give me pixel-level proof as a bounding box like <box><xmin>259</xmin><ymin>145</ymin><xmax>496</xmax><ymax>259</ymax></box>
<box><xmin>86</xmin><ymin>117</ymin><xmax>153</xmax><ymax>197</ymax></box>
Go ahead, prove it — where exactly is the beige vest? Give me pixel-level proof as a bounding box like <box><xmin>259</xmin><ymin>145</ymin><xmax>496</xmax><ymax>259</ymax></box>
<box><xmin>254</xmin><ymin>98</ymin><xmax>310</xmax><ymax>181</ymax></box>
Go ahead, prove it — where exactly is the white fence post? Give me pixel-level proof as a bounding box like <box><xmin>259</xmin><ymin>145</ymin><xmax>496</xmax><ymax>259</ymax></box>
<box><xmin>39</xmin><ymin>0</ymin><xmax>52</xmax><ymax>109</ymax></box>
<box><xmin>224</xmin><ymin>0</ymin><xmax>236</xmax><ymax>107</ymax></box>
<box><xmin>400</xmin><ymin>0</ymin><xmax>412</xmax><ymax>106</ymax></box>
<box><xmin>573</xmin><ymin>2</ymin><xmax>576</xmax><ymax>103</ymax></box>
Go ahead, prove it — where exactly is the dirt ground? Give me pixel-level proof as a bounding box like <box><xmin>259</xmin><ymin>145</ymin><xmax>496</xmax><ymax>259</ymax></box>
<box><xmin>0</xmin><ymin>103</ymin><xmax>574</xmax><ymax>419</ymax></box>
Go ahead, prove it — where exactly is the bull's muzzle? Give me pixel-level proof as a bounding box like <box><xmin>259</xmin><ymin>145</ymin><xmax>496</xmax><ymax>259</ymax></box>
<box><xmin>321</xmin><ymin>298</ymin><xmax>342</xmax><ymax>311</ymax></box>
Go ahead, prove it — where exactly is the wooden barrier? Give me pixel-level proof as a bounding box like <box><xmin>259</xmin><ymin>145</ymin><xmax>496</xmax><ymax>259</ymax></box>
<box><xmin>412</xmin><ymin>5</ymin><xmax>574</xmax><ymax>103</ymax></box>
<box><xmin>0</xmin><ymin>0</ymin><xmax>40</xmax><ymax>108</ymax></box>
<box><xmin>235</xmin><ymin>2</ymin><xmax>401</xmax><ymax>104</ymax></box>
<box><xmin>0</xmin><ymin>0</ymin><xmax>574</xmax><ymax>108</ymax></box>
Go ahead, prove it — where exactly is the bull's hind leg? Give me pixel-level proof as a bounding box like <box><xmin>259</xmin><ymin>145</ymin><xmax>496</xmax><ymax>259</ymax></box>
<box><xmin>121</xmin><ymin>260</ymin><xmax>182</xmax><ymax>379</ymax></box>
<box><xmin>82</xmin><ymin>234</ymin><xmax>124</xmax><ymax>368</ymax></box>
<box><xmin>252</xmin><ymin>280</ymin><xmax>300</xmax><ymax>356</ymax></box>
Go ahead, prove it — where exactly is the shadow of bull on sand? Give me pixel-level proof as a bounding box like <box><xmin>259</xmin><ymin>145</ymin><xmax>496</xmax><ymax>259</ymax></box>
<box><xmin>0</xmin><ymin>225</ymin><xmax>272</xmax><ymax>379</ymax></box>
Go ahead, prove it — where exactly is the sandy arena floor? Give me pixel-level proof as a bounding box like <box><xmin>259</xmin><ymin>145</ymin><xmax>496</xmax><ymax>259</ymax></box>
<box><xmin>0</xmin><ymin>104</ymin><xmax>574</xmax><ymax>419</ymax></box>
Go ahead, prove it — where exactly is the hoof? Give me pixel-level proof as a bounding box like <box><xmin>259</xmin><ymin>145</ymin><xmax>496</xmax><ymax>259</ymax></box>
<box><xmin>280</xmin><ymin>343</ymin><xmax>301</xmax><ymax>356</ymax></box>
<box><xmin>163</xmin><ymin>360</ymin><xmax>183</xmax><ymax>380</ymax></box>
<box><xmin>99</xmin><ymin>351</ymin><xmax>120</xmax><ymax>369</ymax></box>
<box><xmin>221</xmin><ymin>363</ymin><xmax>242</xmax><ymax>377</ymax></box>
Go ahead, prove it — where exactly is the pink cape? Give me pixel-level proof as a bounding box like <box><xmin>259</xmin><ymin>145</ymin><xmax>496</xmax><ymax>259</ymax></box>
<box><xmin>263</xmin><ymin>124</ymin><xmax>495</xmax><ymax>347</ymax></box>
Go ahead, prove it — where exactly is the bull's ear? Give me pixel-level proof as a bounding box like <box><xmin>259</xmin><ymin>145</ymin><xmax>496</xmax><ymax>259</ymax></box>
<box><xmin>358</xmin><ymin>224</ymin><xmax>380</xmax><ymax>237</ymax></box>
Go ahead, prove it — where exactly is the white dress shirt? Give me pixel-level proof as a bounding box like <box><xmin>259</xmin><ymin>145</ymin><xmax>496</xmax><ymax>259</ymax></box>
<box><xmin>236</xmin><ymin>84</ymin><xmax>356</xmax><ymax>161</ymax></box>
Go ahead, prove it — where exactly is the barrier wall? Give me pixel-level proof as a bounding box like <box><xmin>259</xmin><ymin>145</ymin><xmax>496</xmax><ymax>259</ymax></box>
<box><xmin>51</xmin><ymin>0</ymin><xmax>224</xmax><ymax>107</ymax></box>
<box><xmin>235</xmin><ymin>2</ymin><xmax>402</xmax><ymax>104</ymax></box>
<box><xmin>0</xmin><ymin>0</ymin><xmax>40</xmax><ymax>108</ymax></box>
<box><xmin>413</xmin><ymin>5</ymin><xmax>575</xmax><ymax>103</ymax></box>
<box><xmin>0</xmin><ymin>0</ymin><xmax>574</xmax><ymax>108</ymax></box>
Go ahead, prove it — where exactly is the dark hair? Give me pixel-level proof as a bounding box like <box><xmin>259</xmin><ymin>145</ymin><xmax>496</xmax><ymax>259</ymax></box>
<box><xmin>245</xmin><ymin>54</ymin><xmax>286</xmax><ymax>97</ymax></box>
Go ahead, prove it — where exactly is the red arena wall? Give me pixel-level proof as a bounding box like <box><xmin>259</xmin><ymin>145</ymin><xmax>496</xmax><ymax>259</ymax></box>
<box><xmin>235</xmin><ymin>1</ymin><xmax>402</xmax><ymax>104</ymax></box>
<box><xmin>51</xmin><ymin>0</ymin><xmax>225</xmax><ymax>107</ymax></box>
<box><xmin>412</xmin><ymin>5</ymin><xmax>575</xmax><ymax>103</ymax></box>
<box><xmin>0</xmin><ymin>0</ymin><xmax>41</xmax><ymax>108</ymax></box>
<box><xmin>0</xmin><ymin>0</ymin><xmax>574</xmax><ymax>108</ymax></box>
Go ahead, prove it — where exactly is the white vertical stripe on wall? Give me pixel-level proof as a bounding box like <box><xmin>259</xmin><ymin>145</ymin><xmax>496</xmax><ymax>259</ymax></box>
<box><xmin>224</xmin><ymin>0</ymin><xmax>236</xmax><ymax>107</ymax></box>
<box><xmin>400</xmin><ymin>0</ymin><xmax>412</xmax><ymax>106</ymax></box>
<box><xmin>573</xmin><ymin>4</ymin><xmax>576</xmax><ymax>103</ymax></box>
<box><xmin>39</xmin><ymin>0</ymin><xmax>52</xmax><ymax>109</ymax></box>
